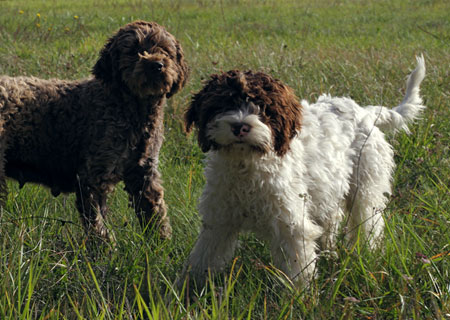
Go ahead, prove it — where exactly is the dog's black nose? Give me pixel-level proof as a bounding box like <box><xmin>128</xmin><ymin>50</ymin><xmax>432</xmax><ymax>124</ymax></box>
<box><xmin>148</xmin><ymin>61</ymin><xmax>164</xmax><ymax>72</ymax></box>
<box><xmin>231</xmin><ymin>123</ymin><xmax>251</xmax><ymax>137</ymax></box>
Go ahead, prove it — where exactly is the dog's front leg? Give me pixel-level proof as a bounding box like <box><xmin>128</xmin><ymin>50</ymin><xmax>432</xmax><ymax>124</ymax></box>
<box><xmin>124</xmin><ymin>162</ymin><xmax>172</xmax><ymax>239</ymax></box>
<box><xmin>177</xmin><ymin>224</ymin><xmax>239</xmax><ymax>291</ymax></box>
<box><xmin>269</xmin><ymin>216</ymin><xmax>321</xmax><ymax>287</ymax></box>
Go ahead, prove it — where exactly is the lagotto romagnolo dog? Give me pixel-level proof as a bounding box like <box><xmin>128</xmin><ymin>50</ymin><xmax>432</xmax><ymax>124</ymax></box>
<box><xmin>180</xmin><ymin>56</ymin><xmax>425</xmax><ymax>288</ymax></box>
<box><xmin>0</xmin><ymin>21</ymin><xmax>188</xmax><ymax>241</ymax></box>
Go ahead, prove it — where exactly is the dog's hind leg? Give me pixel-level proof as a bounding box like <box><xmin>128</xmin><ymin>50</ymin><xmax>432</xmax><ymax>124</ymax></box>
<box><xmin>75</xmin><ymin>182</ymin><xmax>113</xmax><ymax>242</ymax></box>
<box><xmin>345</xmin><ymin>128</ymin><xmax>394</xmax><ymax>248</ymax></box>
<box><xmin>124</xmin><ymin>162</ymin><xmax>172</xmax><ymax>240</ymax></box>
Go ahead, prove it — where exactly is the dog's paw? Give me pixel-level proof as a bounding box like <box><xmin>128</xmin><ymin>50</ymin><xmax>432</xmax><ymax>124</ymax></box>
<box><xmin>158</xmin><ymin>217</ymin><xmax>172</xmax><ymax>240</ymax></box>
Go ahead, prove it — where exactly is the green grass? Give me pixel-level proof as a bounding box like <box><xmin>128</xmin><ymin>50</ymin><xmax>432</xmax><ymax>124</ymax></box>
<box><xmin>1</xmin><ymin>0</ymin><xmax>449</xmax><ymax>318</ymax></box>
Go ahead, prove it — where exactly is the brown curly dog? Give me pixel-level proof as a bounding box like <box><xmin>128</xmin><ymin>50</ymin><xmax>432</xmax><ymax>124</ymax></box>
<box><xmin>0</xmin><ymin>20</ymin><xmax>189</xmax><ymax>241</ymax></box>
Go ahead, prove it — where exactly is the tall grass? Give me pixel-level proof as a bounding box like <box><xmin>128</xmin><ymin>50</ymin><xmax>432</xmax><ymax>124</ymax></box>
<box><xmin>0</xmin><ymin>0</ymin><xmax>449</xmax><ymax>318</ymax></box>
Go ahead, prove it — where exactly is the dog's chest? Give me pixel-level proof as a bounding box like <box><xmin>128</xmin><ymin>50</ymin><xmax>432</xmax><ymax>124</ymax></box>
<box><xmin>203</xmin><ymin>155</ymin><xmax>293</xmax><ymax>228</ymax></box>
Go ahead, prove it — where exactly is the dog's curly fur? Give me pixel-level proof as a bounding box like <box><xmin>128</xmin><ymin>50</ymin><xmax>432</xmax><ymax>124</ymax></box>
<box><xmin>179</xmin><ymin>57</ymin><xmax>425</xmax><ymax>289</ymax></box>
<box><xmin>0</xmin><ymin>20</ymin><xmax>188</xmax><ymax>240</ymax></box>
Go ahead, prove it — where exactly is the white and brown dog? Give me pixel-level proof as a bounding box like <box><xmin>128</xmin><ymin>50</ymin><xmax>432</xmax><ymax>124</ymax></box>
<box><xmin>180</xmin><ymin>56</ymin><xmax>425</xmax><ymax>288</ymax></box>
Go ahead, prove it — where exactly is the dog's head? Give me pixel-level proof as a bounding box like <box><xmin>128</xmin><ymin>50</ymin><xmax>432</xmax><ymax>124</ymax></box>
<box><xmin>185</xmin><ymin>70</ymin><xmax>302</xmax><ymax>157</ymax></box>
<box><xmin>93</xmin><ymin>20</ymin><xmax>188</xmax><ymax>98</ymax></box>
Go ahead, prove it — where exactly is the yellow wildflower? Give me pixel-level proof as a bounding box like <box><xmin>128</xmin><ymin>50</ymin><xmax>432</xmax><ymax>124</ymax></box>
<box><xmin>19</xmin><ymin>10</ymin><xmax>24</xmax><ymax>14</ymax></box>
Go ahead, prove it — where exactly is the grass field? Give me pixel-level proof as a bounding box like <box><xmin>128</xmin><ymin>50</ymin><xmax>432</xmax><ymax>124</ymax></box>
<box><xmin>0</xmin><ymin>0</ymin><xmax>449</xmax><ymax>318</ymax></box>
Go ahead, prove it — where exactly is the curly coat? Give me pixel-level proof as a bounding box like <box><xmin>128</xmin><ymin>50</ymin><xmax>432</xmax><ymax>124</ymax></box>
<box><xmin>179</xmin><ymin>58</ymin><xmax>425</xmax><ymax>289</ymax></box>
<box><xmin>0</xmin><ymin>20</ymin><xmax>189</xmax><ymax>240</ymax></box>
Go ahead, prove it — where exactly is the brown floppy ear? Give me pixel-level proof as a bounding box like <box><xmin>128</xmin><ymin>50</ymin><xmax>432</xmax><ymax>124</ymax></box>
<box><xmin>184</xmin><ymin>93</ymin><xmax>213</xmax><ymax>153</ymax></box>
<box><xmin>264</xmin><ymin>83</ymin><xmax>302</xmax><ymax>157</ymax></box>
<box><xmin>92</xmin><ymin>25</ymin><xmax>136</xmax><ymax>84</ymax></box>
<box><xmin>92</xmin><ymin>36</ymin><xmax>114</xmax><ymax>82</ymax></box>
<box><xmin>184</xmin><ymin>98</ymin><xmax>197</xmax><ymax>134</ymax></box>
<box><xmin>167</xmin><ymin>40</ymin><xmax>189</xmax><ymax>98</ymax></box>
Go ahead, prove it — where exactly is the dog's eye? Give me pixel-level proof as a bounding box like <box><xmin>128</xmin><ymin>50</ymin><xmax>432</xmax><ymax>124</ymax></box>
<box><xmin>130</xmin><ymin>41</ymin><xmax>144</xmax><ymax>55</ymax></box>
<box><xmin>154</xmin><ymin>43</ymin><xmax>176</xmax><ymax>58</ymax></box>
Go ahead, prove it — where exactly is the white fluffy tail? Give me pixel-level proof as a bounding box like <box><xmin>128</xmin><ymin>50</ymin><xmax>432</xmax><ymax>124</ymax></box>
<box><xmin>367</xmin><ymin>55</ymin><xmax>426</xmax><ymax>133</ymax></box>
